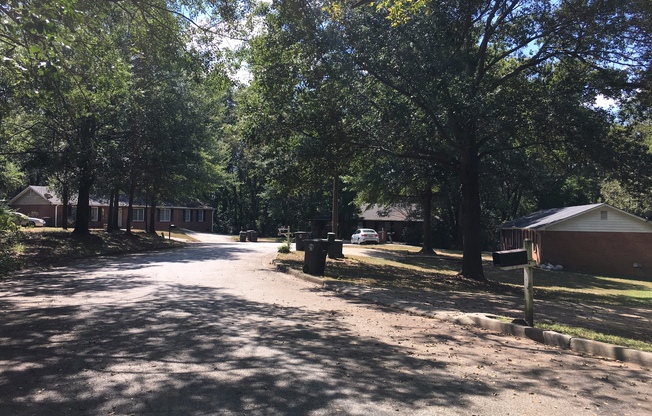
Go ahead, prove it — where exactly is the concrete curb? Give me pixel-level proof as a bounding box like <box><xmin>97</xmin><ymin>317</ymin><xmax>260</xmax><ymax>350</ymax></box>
<box><xmin>274</xmin><ymin>264</ymin><xmax>652</xmax><ymax>368</ymax></box>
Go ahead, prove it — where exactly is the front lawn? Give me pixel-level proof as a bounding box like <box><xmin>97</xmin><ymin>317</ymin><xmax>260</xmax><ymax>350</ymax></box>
<box><xmin>277</xmin><ymin>244</ymin><xmax>652</xmax><ymax>352</ymax></box>
<box><xmin>0</xmin><ymin>228</ymin><xmax>185</xmax><ymax>275</ymax></box>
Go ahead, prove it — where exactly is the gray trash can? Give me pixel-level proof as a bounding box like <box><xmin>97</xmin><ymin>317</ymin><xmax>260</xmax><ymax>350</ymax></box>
<box><xmin>303</xmin><ymin>239</ymin><xmax>328</xmax><ymax>276</ymax></box>
<box><xmin>239</xmin><ymin>231</ymin><xmax>247</xmax><ymax>242</ymax></box>
<box><xmin>294</xmin><ymin>231</ymin><xmax>310</xmax><ymax>251</ymax></box>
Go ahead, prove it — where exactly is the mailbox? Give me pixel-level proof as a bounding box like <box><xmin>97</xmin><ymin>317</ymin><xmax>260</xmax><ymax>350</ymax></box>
<box><xmin>492</xmin><ymin>249</ymin><xmax>528</xmax><ymax>268</ymax></box>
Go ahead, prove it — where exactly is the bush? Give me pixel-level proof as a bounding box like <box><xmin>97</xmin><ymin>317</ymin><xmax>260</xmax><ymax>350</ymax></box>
<box><xmin>0</xmin><ymin>205</ymin><xmax>18</xmax><ymax>233</ymax></box>
<box><xmin>0</xmin><ymin>206</ymin><xmax>23</xmax><ymax>275</ymax></box>
<box><xmin>277</xmin><ymin>242</ymin><xmax>291</xmax><ymax>253</ymax></box>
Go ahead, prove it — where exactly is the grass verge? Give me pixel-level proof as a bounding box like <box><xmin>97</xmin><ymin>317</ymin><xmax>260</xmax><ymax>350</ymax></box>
<box><xmin>0</xmin><ymin>227</ymin><xmax>185</xmax><ymax>276</ymax></box>
<box><xmin>277</xmin><ymin>244</ymin><xmax>652</xmax><ymax>352</ymax></box>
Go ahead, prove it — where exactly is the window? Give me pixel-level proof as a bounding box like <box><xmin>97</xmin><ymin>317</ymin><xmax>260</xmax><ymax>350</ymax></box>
<box><xmin>197</xmin><ymin>210</ymin><xmax>204</xmax><ymax>222</ymax></box>
<box><xmin>90</xmin><ymin>207</ymin><xmax>100</xmax><ymax>222</ymax></box>
<box><xmin>600</xmin><ymin>211</ymin><xmax>608</xmax><ymax>220</ymax></box>
<box><xmin>184</xmin><ymin>209</ymin><xmax>191</xmax><ymax>222</ymax></box>
<box><xmin>133</xmin><ymin>208</ymin><xmax>144</xmax><ymax>222</ymax></box>
<box><xmin>160</xmin><ymin>208</ymin><xmax>171</xmax><ymax>222</ymax></box>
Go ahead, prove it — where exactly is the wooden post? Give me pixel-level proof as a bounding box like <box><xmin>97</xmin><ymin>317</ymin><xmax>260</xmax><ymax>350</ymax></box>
<box><xmin>523</xmin><ymin>238</ymin><xmax>534</xmax><ymax>326</ymax></box>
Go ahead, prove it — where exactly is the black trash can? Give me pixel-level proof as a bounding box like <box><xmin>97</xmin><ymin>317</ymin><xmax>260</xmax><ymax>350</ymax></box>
<box><xmin>239</xmin><ymin>231</ymin><xmax>247</xmax><ymax>242</ymax></box>
<box><xmin>303</xmin><ymin>239</ymin><xmax>328</xmax><ymax>276</ymax></box>
<box><xmin>294</xmin><ymin>231</ymin><xmax>310</xmax><ymax>251</ymax></box>
<box><xmin>326</xmin><ymin>232</ymin><xmax>344</xmax><ymax>259</ymax></box>
<box><xmin>248</xmin><ymin>230</ymin><xmax>258</xmax><ymax>242</ymax></box>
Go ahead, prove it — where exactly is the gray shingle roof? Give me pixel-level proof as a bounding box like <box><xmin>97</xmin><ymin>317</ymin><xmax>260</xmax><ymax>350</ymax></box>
<box><xmin>10</xmin><ymin>185</ymin><xmax>213</xmax><ymax>210</ymax></box>
<box><xmin>358</xmin><ymin>204</ymin><xmax>422</xmax><ymax>222</ymax></box>
<box><xmin>499</xmin><ymin>203</ymin><xmax>605</xmax><ymax>229</ymax></box>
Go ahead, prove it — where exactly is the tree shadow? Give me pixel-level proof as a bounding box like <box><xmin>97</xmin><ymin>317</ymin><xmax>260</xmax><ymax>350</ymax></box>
<box><xmin>1</xmin><ymin>258</ymin><xmax>650</xmax><ymax>414</ymax></box>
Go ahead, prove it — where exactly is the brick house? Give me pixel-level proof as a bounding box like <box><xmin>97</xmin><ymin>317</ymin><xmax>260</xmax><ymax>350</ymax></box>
<box><xmin>499</xmin><ymin>203</ymin><xmax>652</xmax><ymax>278</ymax></box>
<box><xmin>8</xmin><ymin>185</ymin><xmax>214</xmax><ymax>233</ymax></box>
<box><xmin>355</xmin><ymin>204</ymin><xmax>423</xmax><ymax>242</ymax></box>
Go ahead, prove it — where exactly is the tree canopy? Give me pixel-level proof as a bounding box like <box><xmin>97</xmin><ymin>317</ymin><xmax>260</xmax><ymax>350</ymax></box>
<box><xmin>2</xmin><ymin>0</ymin><xmax>651</xmax><ymax>282</ymax></box>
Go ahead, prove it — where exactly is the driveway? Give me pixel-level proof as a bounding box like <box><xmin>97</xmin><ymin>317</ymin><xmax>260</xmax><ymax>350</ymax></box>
<box><xmin>0</xmin><ymin>234</ymin><xmax>650</xmax><ymax>415</ymax></box>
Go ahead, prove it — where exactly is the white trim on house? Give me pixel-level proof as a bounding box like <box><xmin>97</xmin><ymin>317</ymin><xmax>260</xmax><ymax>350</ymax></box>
<box><xmin>160</xmin><ymin>208</ymin><xmax>171</xmax><ymax>222</ymax></box>
<box><xmin>133</xmin><ymin>208</ymin><xmax>145</xmax><ymax>222</ymax></box>
<box><xmin>90</xmin><ymin>207</ymin><xmax>100</xmax><ymax>222</ymax></box>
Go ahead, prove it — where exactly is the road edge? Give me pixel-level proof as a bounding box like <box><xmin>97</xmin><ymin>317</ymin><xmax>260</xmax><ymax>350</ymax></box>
<box><xmin>273</xmin><ymin>261</ymin><xmax>652</xmax><ymax>368</ymax></box>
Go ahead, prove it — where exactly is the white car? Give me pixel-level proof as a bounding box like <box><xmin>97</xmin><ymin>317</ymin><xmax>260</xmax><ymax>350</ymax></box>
<box><xmin>28</xmin><ymin>216</ymin><xmax>46</xmax><ymax>227</ymax></box>
<box><xmin>351</xmin><ymin>228</ymin><xmax>379</xmax><ymax>244</ymax></box>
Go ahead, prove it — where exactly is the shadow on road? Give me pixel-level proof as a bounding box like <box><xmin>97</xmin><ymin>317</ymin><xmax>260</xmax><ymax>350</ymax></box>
<box><xmin>1</xmin><ymin>249</ymin><xmax>649</xmax><ymax>414</ymax></box>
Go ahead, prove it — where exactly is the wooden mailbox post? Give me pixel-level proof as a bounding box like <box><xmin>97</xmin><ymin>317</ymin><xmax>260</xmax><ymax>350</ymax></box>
<box><xmin>492</xmin><ymin>238</ymin><xmax>535</xmax><ymax>326</ymax></box>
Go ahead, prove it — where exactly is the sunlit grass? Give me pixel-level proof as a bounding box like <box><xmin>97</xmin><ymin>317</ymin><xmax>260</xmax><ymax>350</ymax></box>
<box><xmin>490</xmin><ymin>315</ymin><xmax>652</xmax><ymax>352</ymax></box>
<box><xmin>537</xmin><ymin>322</ymin><xmax>652</xmax><ymax>352</ymax></box>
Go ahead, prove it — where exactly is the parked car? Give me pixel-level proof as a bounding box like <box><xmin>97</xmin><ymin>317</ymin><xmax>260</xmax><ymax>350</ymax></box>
<box><xmin>12</xmin><ymin>212</ymin><xmax>29</xmax><ymax>227</ymax></box>
<box><xmin>351</xmin><ymin>228</ymin><xmax>379</xmax><ymax>244</ymax></box>
<box><xmin>28</xmin><ymin>216</ymin><xmax>46</xmax><ymax>227</ymax></box>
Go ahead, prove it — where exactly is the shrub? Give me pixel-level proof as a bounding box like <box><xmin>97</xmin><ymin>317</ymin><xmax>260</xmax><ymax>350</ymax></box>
<box><xmin>277</xmin><ymin>242</ymin><xmax>291</xmax><ymax>253</ymax></box>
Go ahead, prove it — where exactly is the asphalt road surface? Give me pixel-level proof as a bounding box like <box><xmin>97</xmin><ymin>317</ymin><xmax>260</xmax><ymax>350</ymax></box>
<box><xmin>1</xmin><ymin>233</ymin><xmax>650</xmax><ymax>415</ymax></box>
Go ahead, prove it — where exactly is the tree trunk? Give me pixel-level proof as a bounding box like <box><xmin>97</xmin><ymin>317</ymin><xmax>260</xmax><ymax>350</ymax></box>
<box><xmin>125</xmin><ymin>179</ymin><xmax>136</xmax><ymax>235</ymax></box>
<box><xmin>250</xmin><ymin>177</ymin><xmax>258</xmax><ymax>231</ymax></box>
<box><xmin>460</xmin><ymin>147</ymin><xmax>485</xmax><ymax>281</ymax></box>
<box><xmin>107</xmin><ymin>189</ymin><xmax>115</xmax><ymax>233</ymax></box>
<box><xmin>420</xmin><ymin>179</ymin><xmax>436</xmax><ymax>255</ymax></box>
<box><xmin>332</xmin><ymin>174</ymin><xmax>339</xmax><ymax>238</ymax></box>
<box><xmin>144</xmin><ymin>201</ymin><xmax>148</xmax><ymax>232</ymax></box>
<box><xmin>72</xmin><ymin>179</ymin><xmax>92</xmax><ymax>235</ymax></box>
<box><xmin>112</xmin><ymin>192</ymin><xmax>119</xmax><ymax>230</ymax></box>
<box><xmin>72</xmin><ymin>116</ymin><xmax>96</xmax><ymax>236</ymax></box>
<box><xmin>148</xmin><ymin>199</ymin><xmax>157</xmax><ymax>234</ymax></box>
<box><xmin>61</xmin><ymin>186</ymin><xmax>69</xmax><ymax>230</ymax></box>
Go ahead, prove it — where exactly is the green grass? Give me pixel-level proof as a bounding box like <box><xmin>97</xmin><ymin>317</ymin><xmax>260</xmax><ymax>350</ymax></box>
<box><xmin>489</xmin><ymin>315</ymin><xmax>652</xmax><ymax>352</ymax></box>
<box><xmin>535</xmin><ymin>322</ymin><xmax>652</xmax><ymax>353</ymax></box>
<box><xmin>277</xmin><ymin>244</ymin><xmax>652</xmax><ymax>352</ymax></box>
<box><xmin>486</xmin><ymin>266</ymin><xmax>652</xmax><ymax>307</ymax></box>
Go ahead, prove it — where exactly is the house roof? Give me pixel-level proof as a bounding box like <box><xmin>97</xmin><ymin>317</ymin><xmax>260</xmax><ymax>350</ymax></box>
<box><xmin>8</xmin><ymin>185</ymin><xmax>63</xmax><ymax>205</ymax></box>
<box><xmin>9</xmin><ymin>185</ymin><xmax>214</xmax><ymax>210</ymax></box>
<box><xmin>358</xmin><ymin>204</ymin><xmax>422</xmax><ymax>222</ymax></box>
<box><xmin>499</xmin><ymin>203</ymin><xmax>648</xmax><ymax>230</ymax></box>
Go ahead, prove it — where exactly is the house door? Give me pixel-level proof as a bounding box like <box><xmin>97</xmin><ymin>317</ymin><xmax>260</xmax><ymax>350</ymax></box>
<box><xmin>118</xmin><ymin>208</ymin><xmax>123</xmax><ymax>228</ymax></box>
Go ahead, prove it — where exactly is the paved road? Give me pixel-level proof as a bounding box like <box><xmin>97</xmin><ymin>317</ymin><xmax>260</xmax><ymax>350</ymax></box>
<box><xmin>1</xmin><ymin>234</ymin><xmax>650</xmax><ymax>415</ymax></box>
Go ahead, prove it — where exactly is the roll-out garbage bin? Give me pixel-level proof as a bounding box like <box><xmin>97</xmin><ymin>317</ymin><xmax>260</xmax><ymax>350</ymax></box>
<box><xmin>239</xmin><ymin>231</ymin><xmax>247</xmax><ymax>242</ymax></box>
<box><xmin>247</xmin><ymin>230</ymin><xmax>258</xmax><ymax>242</ymax></box>
<box><xmin>294</xmin><ymin>231</ymin><xmax>310</xmax><ymax>251</ymax></box>
<box><xmin>303</xmin><ymin>239</ymin><xmax>329</xmax><ymax>276</ymax></box>
<box><xmin>326</xmin><ymin>232</ymin><xmax>343</xmax><ymax>259</ymax></box>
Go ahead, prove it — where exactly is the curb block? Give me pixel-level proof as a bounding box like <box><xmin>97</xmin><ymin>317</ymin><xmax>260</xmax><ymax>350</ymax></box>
<box><xmin>275</xmin><ymin>265</ymin><xmax>652</xmax><ymax>368</ymax></box>
<box><xmin>570</xmin><ymin>338</ymin><xmax>652</xmax><ymax>367</ymax></box>
<box><xmin>466</xmin><ymin>313</ymin><xmax>652</xmax><ymax>367</ymax></box>
<box><xmin>543</xmin><ymin>331</ymin><xmax>572</xmax><ymax>350</ymax></box>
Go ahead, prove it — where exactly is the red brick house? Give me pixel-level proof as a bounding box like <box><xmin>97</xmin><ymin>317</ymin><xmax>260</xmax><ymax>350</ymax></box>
<box><xmin>499</xmin><ymin>203</ymin><xmax>652</xmax><ymax>279</ymax></box>
<box><xmin>8</xmin><ymin>186</ymin><xmax>214</xmax><ymax>233</ymax></box>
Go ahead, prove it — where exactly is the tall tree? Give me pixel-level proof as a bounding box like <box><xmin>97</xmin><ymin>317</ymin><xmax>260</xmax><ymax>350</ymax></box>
<box><xmin>321</xmin><ymin>0</ymin><xmax>651</xmax><ymax>280</ymax></box>
<box><xmin>244</xmin><ymin>0</ymin><xmax>367</xmax><ymax>238</ymax></box>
